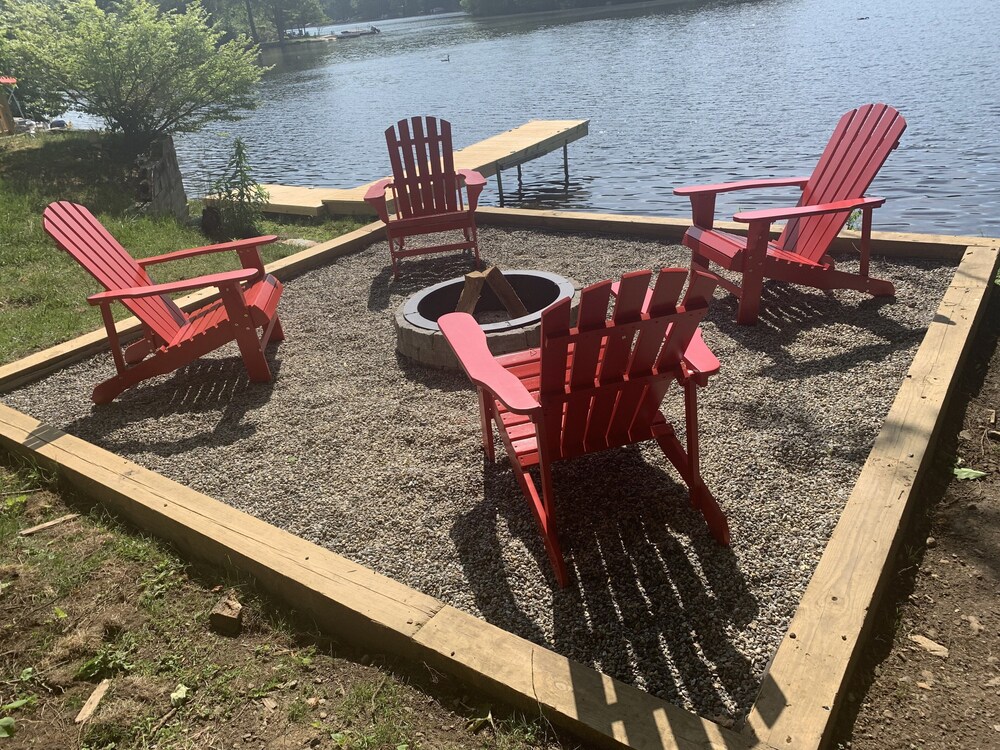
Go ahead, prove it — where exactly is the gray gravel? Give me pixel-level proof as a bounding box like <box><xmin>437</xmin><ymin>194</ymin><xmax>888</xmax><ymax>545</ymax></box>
<box><xmin>2</xmin><ymin>227</ymin><xmax>957</xmax><ymax>722</ymax></box>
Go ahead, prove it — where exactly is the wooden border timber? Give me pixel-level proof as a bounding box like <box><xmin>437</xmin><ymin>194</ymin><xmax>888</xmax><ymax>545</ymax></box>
<box><xmin>0</xmin><ymin>209</ymin><xmax>998</xmax><ymax>750</ymax></box>
<box><xmin>474</xmin><ymin>207</ymin><xmax>993</xmax><ymax>261</ymax></box>
<box><xmin>0</xmin><ymin>404</ymin><xmax>746</xmax><ymax>750</ymax></box>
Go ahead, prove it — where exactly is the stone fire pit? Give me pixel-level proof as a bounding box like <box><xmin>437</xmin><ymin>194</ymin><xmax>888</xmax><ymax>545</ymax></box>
<box><xmin>394</xmin><ymin>269</ymin><xmax>577</xmax><ymax>368</ymax></box>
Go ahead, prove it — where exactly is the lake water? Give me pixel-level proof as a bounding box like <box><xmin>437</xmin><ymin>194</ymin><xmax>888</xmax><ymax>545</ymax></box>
<box><xmin>176</xmin><ymin>0</ymin><xmax>1000</xmax><ymax>235</ymax></box>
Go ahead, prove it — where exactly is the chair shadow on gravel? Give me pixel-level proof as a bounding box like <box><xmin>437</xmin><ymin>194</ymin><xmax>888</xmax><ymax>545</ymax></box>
<box><xmin>366</xmin><ymin>252</ymin><xmax>488</xmax><ymax>312</ymax></box>
<box><xmin>395</xmin><ymin>354</ymin><xmax>470</xmax><ymax>393</ymax></box>
<box><xmin>63</xmin><ymin>354</ymin><xmax>282</xmax><ymax>457</ymax></box>
<box><xmin>709</xmin><ymin>280</ymin><xmax>926</xmax><ymax>381</ymax></box>
<box><xmin>450</xmin><ymin>446</ymin><xmax>757</xmax><ymax>716</ymax></box>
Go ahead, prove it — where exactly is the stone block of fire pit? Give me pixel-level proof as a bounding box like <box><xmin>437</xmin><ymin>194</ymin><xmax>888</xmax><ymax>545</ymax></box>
<box><xmin>395</xmin><ymin>270</ymin><xmax>578</xmax><ymax>369</ymax></box>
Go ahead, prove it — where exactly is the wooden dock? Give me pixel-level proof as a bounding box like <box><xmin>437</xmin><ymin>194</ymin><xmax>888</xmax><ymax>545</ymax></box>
<box><xmin>251</xmin><ymin>119</ymin><xmax>589</xmax><ymax>217</ymax></box>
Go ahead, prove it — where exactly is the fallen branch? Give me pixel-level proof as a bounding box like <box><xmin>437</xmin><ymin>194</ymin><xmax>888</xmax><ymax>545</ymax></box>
<box><xmin>19</xmin><ymin>514</ymin><xmax>79</xmax><ymax>537</ymax></box>
<box><xmin>149</xmin><ymin>707</ymin><xmax>178</xmax><ymax>736</ymax></box>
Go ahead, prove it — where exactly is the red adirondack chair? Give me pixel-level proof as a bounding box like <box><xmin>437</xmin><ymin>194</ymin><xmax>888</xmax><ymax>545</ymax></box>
<box><xmin>440</xmin><ymin>268</ymin><xmax>729</xmax><ymax>587</ymax></box>
<box><xmin>674</xmin><ymin>103</ymin><xmax>906</xmax><ymax>325</ymax></box>
<box><xmin>364</xmin><ymin>116</ymin><xmax>486</xmax><ymax>279</ymax></box>
<box><xmin>43</xmin><ymin>201</ymin><xmax>284</xmax><ymax>404</ymax></box>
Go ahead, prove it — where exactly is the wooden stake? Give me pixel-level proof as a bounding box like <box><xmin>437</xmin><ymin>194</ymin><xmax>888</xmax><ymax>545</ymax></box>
<box><xmin>19</xmin><ymin>514</ymin><xmax>79</xmax><ymax>537</ymax></box>
<box><xmin>74</xmin><ymin>679</ymin><xmax>110</xmax><ymax>724</ymax></box>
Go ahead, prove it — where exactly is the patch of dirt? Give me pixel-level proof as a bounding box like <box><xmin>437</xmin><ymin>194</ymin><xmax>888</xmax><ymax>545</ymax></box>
<box><xmin>0</xmin><ymin>489</ymin><xmax>576</xmax><ymax>749</ymax></box>
<box><xmin>836</xmin><ymin>294</ymin><xmax>1000</xmax><ymax>748</ymax></box>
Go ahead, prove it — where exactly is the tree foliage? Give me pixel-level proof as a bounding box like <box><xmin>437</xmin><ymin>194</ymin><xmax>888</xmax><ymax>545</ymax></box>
<box><xmin>0</xmin><ymin>1</ymin><xmax>72</xmax><ymax>119</ymax></box>
<box><xmin>6</xmin><ymin>0</ymin><xmax>263</xmax><ymax>150</ymax></box>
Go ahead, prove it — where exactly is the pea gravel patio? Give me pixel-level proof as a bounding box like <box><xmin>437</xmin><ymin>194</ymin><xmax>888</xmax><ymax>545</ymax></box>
<box><xmin>2</xmin><ymin>227</ymin><xmax>957</xmax><ymax>723</ymax></box>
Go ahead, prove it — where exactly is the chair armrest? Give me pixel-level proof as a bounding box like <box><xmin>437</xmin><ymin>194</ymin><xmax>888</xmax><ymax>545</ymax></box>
<box><xmin>673</xmin><ymin>176</ymin><xmax>810</xmax><ymax>197</ymax></box>
<box><xmin>733</xmin><ymin>196</ymin><xmax>885</xmax><ymax>224</ymax></box>
<box><xmin>682</xmin><ymin>329</ymin><xmax>720</xmax><ymax>383</ymax></box>
<box><xmin>439</xmin><ymin>312</ymin><xmax>541</xmax><ymax>416</ymax></box>
<box><xmin>137</xmin><ymin>235</ymin><xmax>278</xmax><ymax>267</ymax></box>
<box><xmin>457</xmin><ymin>169</ymin><xmax>486</xmax><ymax>211</ymax></box>
<box><xmin>87</xmin><ymin>268</ymin><xmax>259</xmax><ymax>304</ymax></box>
<box><xmin>363</xmin><ymin>178</ymin><xmax>394</xmax><ymax>223</ymax></box>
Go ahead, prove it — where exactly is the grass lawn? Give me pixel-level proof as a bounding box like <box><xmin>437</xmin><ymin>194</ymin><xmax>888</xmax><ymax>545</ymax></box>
<box><xmin>0</xmin><ymin>460</ymin><xmax>566</xmax><ymax>749</ymax></box>
<box><xmin>0</xmin><ymin>132</ymin><xmax>364</xmax><ymax>364</ymax></box>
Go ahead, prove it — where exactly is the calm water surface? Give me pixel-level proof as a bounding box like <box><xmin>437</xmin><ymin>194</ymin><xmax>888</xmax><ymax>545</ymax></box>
<box><xmin>177</xmin><ymin>0</ymin><xmax>1000</xmax><ymax>234</ymax></box>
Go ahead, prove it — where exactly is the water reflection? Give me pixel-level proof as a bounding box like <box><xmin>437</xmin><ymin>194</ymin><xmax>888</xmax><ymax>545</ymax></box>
<box><xmin>177</xmin><ymin>0</ymin><xmax>1000</xmax><ymax>234</ymax></box>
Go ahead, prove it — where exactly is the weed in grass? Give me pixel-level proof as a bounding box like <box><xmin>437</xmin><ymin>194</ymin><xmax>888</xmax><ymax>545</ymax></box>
<box><xmin>0</xmin><ymin>696</ymin><xmax>35</xmax><ymax>739</ymax></box>
<box><xmin>288</xmin><ymin>695</ymin><xmax>310</xmax><ymax>722</ymax></box>
<box><xmin>330</xmin><ymin>676</ymin><xmax>415</xmax><ymax>749</ymax></box>
<box><xmin>75</xmin><ymin>632</ymin><xmax>138</xmax><ymax>680</ymax></box>
<box><xmin>139</xmin><ymin>558</ymin><xmax>185</xmax><ymax>605</ymax></box>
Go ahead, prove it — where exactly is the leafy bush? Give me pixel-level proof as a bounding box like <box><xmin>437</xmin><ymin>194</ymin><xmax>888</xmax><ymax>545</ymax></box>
<box><xmin>5</xmin><ymin>0</ymin><xmax>263</xmax><ymax>154</ymax></box>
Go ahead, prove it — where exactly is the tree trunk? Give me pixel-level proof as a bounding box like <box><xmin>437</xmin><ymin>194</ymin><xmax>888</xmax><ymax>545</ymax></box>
<box><xmin>244</xmin><ymin>0</ymin><xmax>259</xmax><ymax>43</ymax></box>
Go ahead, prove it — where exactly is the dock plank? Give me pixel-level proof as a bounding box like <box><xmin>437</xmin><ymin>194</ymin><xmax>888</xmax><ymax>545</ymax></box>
<box><xmin>253</xmin><ymin>119</ymin><xmax>590</xmax><ymax>217</ymax></box>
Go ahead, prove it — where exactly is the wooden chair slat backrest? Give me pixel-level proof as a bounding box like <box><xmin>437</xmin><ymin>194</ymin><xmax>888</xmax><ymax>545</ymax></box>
<box><xmin>609</xmin><ymin>269</ymin><xmax>690</xmax><ymax>439</ymax></box>
<box><xmin>539</xmin><ymin>269</ymin><xmax>715</xmax><ymax>460</ymax></box>
<box><xmin>562</xmin><ymin>279</ymin><xmax>613</xmax><ymax>456</ymax></box>
<box><xmin>385</xmin><ymin>116</ymin><xmax>460</xmax><ymax>219</ymax></box>
<box><xmin>583</xmin><ymin>270</ymin><xmax>654</xmax><ymax>451</ymax></box>
<box><xmin>43</xmin><ymin>202</ymin><xmax>185</xmax><ymax>343</ymax></box>
<box><xmin>779</xmin><ymin>103</ymin><xmax>906</xmax><ymax>261</ymax></box>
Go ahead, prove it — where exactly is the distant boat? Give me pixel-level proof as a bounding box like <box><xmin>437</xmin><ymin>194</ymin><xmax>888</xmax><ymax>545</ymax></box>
<box><xmin>337</xmin><ymin>25</ymin><xmax>380</xmax><ymax>39</ymax></box>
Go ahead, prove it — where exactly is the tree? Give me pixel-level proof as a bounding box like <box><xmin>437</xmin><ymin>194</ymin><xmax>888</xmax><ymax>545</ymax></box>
<box><xmin>0</xmin><ymin>1</ymin><xmax>71</xmax><ymax>119</ymax></box>
<box><xmin>8</xmin><ymin>0</ymin><xmax>264</xmax><ymax>152</ymax></box>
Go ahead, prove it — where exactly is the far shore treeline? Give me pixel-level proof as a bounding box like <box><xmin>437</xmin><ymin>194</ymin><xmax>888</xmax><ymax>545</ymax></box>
<box><xmin>182</xmin><ymin>0</ymin><xmax>664</xmax><ymax>37</ymax></box>
<box><xmin>4</xmin><ymin>0</ymin><xmax>668</xmax><ymax>57</ymax></box>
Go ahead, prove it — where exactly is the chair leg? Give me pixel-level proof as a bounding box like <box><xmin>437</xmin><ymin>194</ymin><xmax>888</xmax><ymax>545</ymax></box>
<box><xmin>268</xmin><ymin>315</ymin><xmax>285</xmax><ymax>344</ymax></box>
<box><xmin>468</xmin><ymin>226</ymin><xmax>481</xmax><ymax>270</ymax></box>
<box><xmin>390</xmin><ymin>238</ymin><xmax>402</xmax><ymax>279</ymax></box>
<box><xmin>92</xmin><ymin>375</ymin><xmax>129</xmax><ymax>405</ymax></box>
<box><xmin>654</xmin><ymin>382</ymin><xmax>731</xmax><ymax>546</ymax></box>
<box><xmin>477</xmin><ymin>388</ymin><xmax>496</xmax><ymax>462</ymax></box>
<box><xmin>220</xmin><ymin>288</ymin><xmax>272</xmax><ymax>382</ymax></box>
<box><xmin>234</xmin><ymin>330</ymin><xmax>271</xmax><ymax>381</ymax></box>
<box><xmin>736</xmin><ymin>270</ymin><xmax>764</xmax><ymax>325</ymax></box>
<box><xmin>510</xmin><ymin>459</ymin><xmax>569</xmax><ymax>587</ymax></box>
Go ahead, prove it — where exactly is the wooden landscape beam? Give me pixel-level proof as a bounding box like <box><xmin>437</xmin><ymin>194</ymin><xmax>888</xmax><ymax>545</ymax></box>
<box><xmin>0</xmin><ymin>210</ymin><xmax>997</xmax><ymax>750</ymax></box>
<box><xmin>474</xmin><ymin>208</ymin><xmax>990</xmax><ymax>261</ymax></box>
<box><xmin>743</xmin><ymin>242</ymin><xmax>1000</xmax><ymax>750</ymax></box>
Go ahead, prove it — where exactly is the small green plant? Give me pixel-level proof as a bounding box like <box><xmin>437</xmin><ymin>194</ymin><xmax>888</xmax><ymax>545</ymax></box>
<box><xmin>208</xmin><ymin>137</ymin><xmax>269</xmax><ymax>239</ymax></box>
<box><xmin>846</xmin><ymin>208</ymin><xmax>862</xmax><ymax>231</ymax></box>
<box><xmin>75</xmin><ymin>634</ymin><xmax>137</xmax><ymax>680</ymax></box>
<box><xmin>0</xmin><ymin>697</ymin><xmax>35</xmax><ymax>738</ymax></box>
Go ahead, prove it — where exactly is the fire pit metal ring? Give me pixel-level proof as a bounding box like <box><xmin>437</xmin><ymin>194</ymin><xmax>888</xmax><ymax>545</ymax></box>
<box><xmin>394</xmin><ymin>269</ymin><xmax>578</xmax><ymax>369</ymax></box>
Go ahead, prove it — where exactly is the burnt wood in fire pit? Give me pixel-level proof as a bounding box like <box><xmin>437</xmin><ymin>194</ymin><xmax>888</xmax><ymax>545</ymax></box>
<box><xmin>456</xmin><ymin>266</ymin><xmax>529</xmax><ymax>318</ymax></box>
<box><xmin>395</xmin><ymin>270</ymin><xmax>577</xmax><ymax>369</ymax></box>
